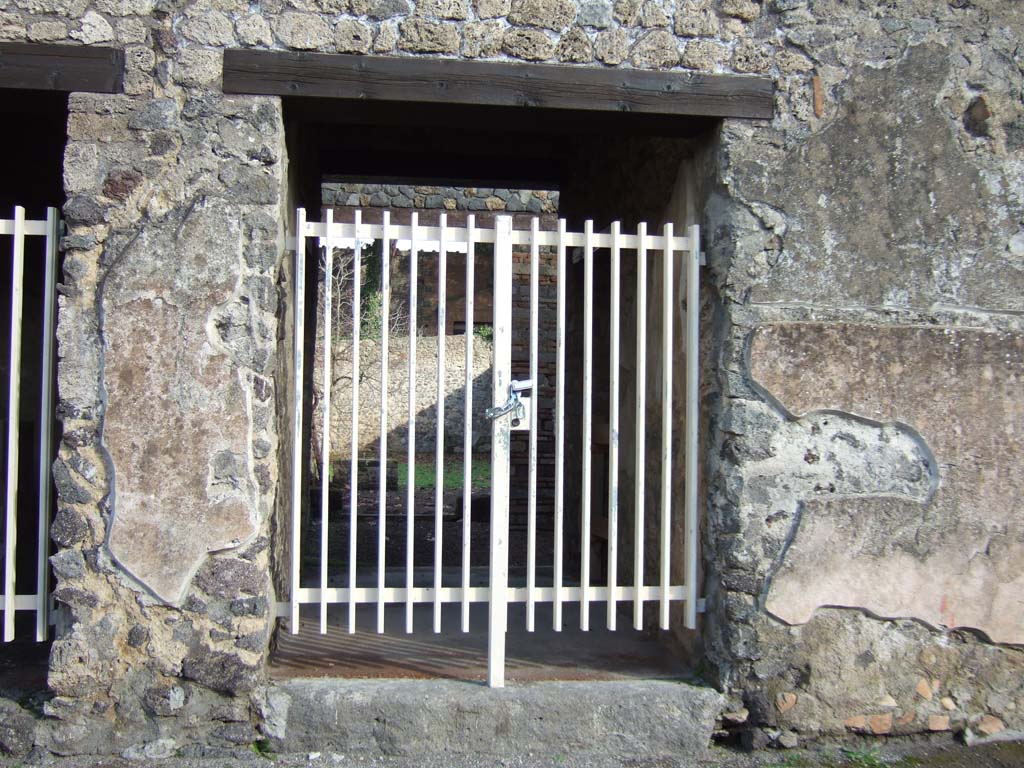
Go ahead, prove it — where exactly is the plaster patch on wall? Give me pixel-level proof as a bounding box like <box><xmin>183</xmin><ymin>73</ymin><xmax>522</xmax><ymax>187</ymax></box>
<box><xmin>750</xmin><ymin>322</ymin><xmax>1024</xmax><ymax>645</ymax></box>
<box><xmin>103</xmin><ymin>198</ymin><xmax>259</xmax><ymax>604</ymax></box>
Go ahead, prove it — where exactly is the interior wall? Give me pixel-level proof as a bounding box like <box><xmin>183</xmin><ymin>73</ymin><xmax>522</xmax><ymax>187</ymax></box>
<box><xmin>557</xmin><ymin>133</ymin><xmax>710</xmax><ymax>642</ymax></box>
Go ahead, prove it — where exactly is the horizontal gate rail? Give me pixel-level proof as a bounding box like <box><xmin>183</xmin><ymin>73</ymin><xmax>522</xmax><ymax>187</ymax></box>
<box><xmin>289</xmin><ymin>209</ymin><xmax>704</xmax><ymax>686</ymax></box>
<box><xmin>289</xmin><ymin>222</ymin><xmax>694</xmax><ymax>253</ymax></box>
<box><xmin>1</xmin><ymin>206</ymin><xmax>59</xmax><ymax>642</ymax></box>
<box><xmin>276</xmin><ymin>585</ymin><xmax>706</xmax><ymax>611</ymax></box>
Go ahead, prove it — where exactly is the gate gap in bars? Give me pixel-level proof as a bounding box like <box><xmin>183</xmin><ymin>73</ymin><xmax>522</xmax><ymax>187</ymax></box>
<box><xmin>282</xmin><ymin>208</ymin><xmax>704</xmax><ymax>688</ymax></box>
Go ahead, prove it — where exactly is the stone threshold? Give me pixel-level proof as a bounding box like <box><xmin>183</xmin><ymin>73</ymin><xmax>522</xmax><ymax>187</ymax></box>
<box><xmin>263</xmin><ymin>678</ymin><xmax>723</xmax><ymax>759</ymax></box>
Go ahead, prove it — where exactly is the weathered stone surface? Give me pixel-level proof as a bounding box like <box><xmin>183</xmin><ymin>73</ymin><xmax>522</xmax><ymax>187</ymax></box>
<box><xmin>976</xmin><ymin>715</ymin><xmax>1005</xmax><ymax>736</ymax></box>
<box><xmin>181</xmin><ymin>645</ymin><xmax>259</xmax><ymax>694</ymax></box>
<box><xmin>27</xmin><ymin>19</ymin><xmax>66</xmax><ymax>41</ymax></box>
<box><xmin>474</xmin><ymin>0</ymin><xmax>508</xmax><ymax>17</ymax></box>
<box><xmin>70</xmin><ymin>10</ymin><xmax>113</xmax><ymax>43</ymax></box>
<box><xmin>757</xmin><ymin>609</ymin><xmax>1024</xmax><ymax>736</ymax></box>
<box><xmin>612</xmin><ymin>0</ymin><xmax>638</xmax><ymax>24</ymax></box>
<box><xmin>363</xmin><ymin>0</ymin><xmax>411</xmax><ymax>17</ymax></box>
<box><xmin>557</xmin><ymin>25</ymin><xmax>592</xmax><ymax>62</ymax></box>
<box><xmin>414</xmin><ymin>0</ymin><xmax>468</xmax><ymax>19</ymax></box>
<box><xmin>51</xmin><ymin>506</ymin><xmax>90</xmax><ymax>547</ymax></box>
<box><xmin>674</xmin><ymin>0</ymin><xmax>716</xmax><ymax>35</ymax></box>
<box><xmin>730</xmin><ymin>38</ymin><xmax>768</xmax><ymax>71</ymax></box>
<box><xmin>265</xmin><ymin>679</ymin><xmax>723</xmax><ymax>756</ymax></box>
<box><xmin>639</xmin><ymin>0</ymin><xmax>668</xmax><ymax>27</ymax></box>
<box><xmin>462</xmin><ymin>19</ymin><xmax>503</xmax><ymax>57</ymax></box>
<box><xmin>373</xmin><ymin>20</ymin><xmax>399</xmax><ymax>50</ymax></box>
<box><xmin>0</xmin><ymin>699</ymin><xmax>36</xmax><ymax>757</ymax></box>
<box><xmin>682</xmin><ymin>38</ymin><xmax>726</xmax><ymax>70</ymax></box>
<box><xmin>398</xmin><ymin>18</ymin><xmax>459</xmax><ymax>52</ymax></box>
<box><xmin>235</xmin><ymin>14</ymin><xmax>274</xmax><ymax>46</ymax></box>
<box><xmin>335</xmin><ymin>18</ymin><xmax>372</xmax><ymax>51</ymax></box>
<box><xmin>0</xmin><ymin>12</ymin><xmax>28</xmax><ymax>39</ymax></box>
<box><xmin>741</xmin><ymin>45</ymin><xmax>1024</xmax><ymax>311</ymax></box>
<box><xmin>180</xmin><ymin>11</ymin><xmax>235</xmax><ymax>46</ymax></box>
<box><xmin>594</xmin><ymin>26</ymin><xmax>627</xmax><ymax>64</ymax></box>
<box><xmin>720</xmin><ymin>0</ymin><xmax>758</xmax><ymax>21</ymax></box>
<box><xmin>142</xmin><ymin>683</ymin><xmax>187</xmax><ymax>716</ymax></box>
<box><xmin>502</xmin><ymin>27</ymin><xmax>554</xmax><ymax>59</ymax></box>
<box><xmin>576</xmin><ymin>0</ymin><xmax>610</xmax><ymax>27</ymax></box>
<box><xmin>274</xmin><ymin>11</ymin><xmax>332</xmax><ymax>49</ymax></box>
<box><xmin>509</xmin><ymin>0</ymin><xmax>576</xmax><ymax>30</ymax></box>
<box><xmin>629</xmin><ymin>28</ymin><xmax>677</xmax><ymax>67</ymax></box>
<box><xmin>193</xmin><ymin>556</ymin><xmax>265</xmax><ymax>598</ymax></box>
<box><xmin>752</xmin><ymin>323</ymin><xmax>1024</xmax><ymax>644</ymax></box>
<box><xmin>128</xmin><ymin>98</ymin><xmax>178</xmax><ymax>131</ymax></box>
<box><xmin>104</xmin><ymin>198</ymin><xmax>259</xmax><ymax>604</ymax></box>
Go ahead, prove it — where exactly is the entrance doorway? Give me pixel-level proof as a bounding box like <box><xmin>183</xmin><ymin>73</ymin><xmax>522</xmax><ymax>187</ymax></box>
<box><xmin>271</xmin><ymin>99</ymin><xmax>709</xmax><ymax>686</ymax></box>
<box><xmin>0</xmin><ymin>88</ymin><xmax>66</xmax><ymax>698</ymax></box>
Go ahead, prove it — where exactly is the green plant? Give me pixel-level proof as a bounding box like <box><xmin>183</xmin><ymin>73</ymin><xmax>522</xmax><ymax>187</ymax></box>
<box><xmin>250</xmin><ymin>739</ymin><xmax>274</xmax><ymax>759</ymax></box>
<box><xmin>766</xmin><ymin>756</ymin><xmax>815</xmax><ymax>768</ymax></box>
<box><xmin>473</xmin><ymin>323</ymin><xmax>494</xmax><ymax>342</ymax></box>
<box><xmin>396</xmin><ymin>457</ymin><xmax>490</xmax><ymax>490</ymax></box>
<box><xmin>361</xmin><ymin>288</ymin><xmax>384</xmax><ymax>340</ymax></box>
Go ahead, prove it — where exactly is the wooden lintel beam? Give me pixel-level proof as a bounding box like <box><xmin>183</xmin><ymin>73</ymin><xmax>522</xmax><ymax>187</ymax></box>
<box><xmin>0</xmin><ymin>42</ymin><xmax>124</xmax><ymax>93</ymax></box>
<box><xmin>223</xmin><ymin>50</ymin><xmax>774</xmax><ymax>120</ymax></box>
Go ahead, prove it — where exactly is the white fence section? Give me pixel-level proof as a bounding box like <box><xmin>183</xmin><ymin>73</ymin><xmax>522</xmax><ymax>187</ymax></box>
<box><xmin>283</xmin><ymin>210</ymin><xmax>703</xmax><ymax>687</ymax></box>
<box><xmin>0</xmin><ymin>206</ymin><xmax>59</xmax><ymax>642</ymax></box>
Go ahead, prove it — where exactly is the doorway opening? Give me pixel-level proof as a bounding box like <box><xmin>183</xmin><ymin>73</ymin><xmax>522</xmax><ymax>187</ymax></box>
<box><xmin>0</xmin><ymin>88</ymin><xmax>67</xmax><ymax>699</ymax></box>
<box><xmin>271</xmin><ymin>99</ymin><xmax>713</xmax><ymax>684</ymax></box>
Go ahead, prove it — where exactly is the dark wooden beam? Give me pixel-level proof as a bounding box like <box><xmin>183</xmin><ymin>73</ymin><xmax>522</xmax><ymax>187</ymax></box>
<box><xmin>0</xmin><ymin>42</ymin><xmax>123</xmax><ymax>93</ymax></box>
<box><xmin>224</xmin><ymin>50</ymin><xmax>773</xmax><ymax>120</ymax></box>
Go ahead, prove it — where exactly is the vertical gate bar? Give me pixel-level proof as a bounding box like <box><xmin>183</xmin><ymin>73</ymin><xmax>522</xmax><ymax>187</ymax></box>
<box><xmin>290</xmin><ymin>207</ymin><xmax>305</xmax><ymax>634</ymax></box>
<box><xmin>433</xmin><ymin>214</ymin><xmax>447</xmax><ymax>633</ymax></box>
<box><xmin>684</xmin><ymin>225</ymin><xmax>700</xmax><ymax>630</ymax></box>
<box><xmin>461</xmin><ymin>215</ymin><xmax>476</xmax><ymax>633</ymax></box>
<box><xmin>349</xmin><ymin>210</ymin><xmax>362</xmax><ymax>635</ymax></box>
<box><xmin>607</xmin><ymin>221</ymin><xmax>621</xmax><ymax>631</ymax></box>
<box><xmin>553</xmin><ymin>218</ymin><xmax>566</xmax><ymax>631</ymax></box>
<box><xmin>36</xmin><ymin>208</ymin><xmax>58</xmax><ymax>641</ymax></box>
<box><xmin>4</xmin><ymin>206</ymin><xmax>25</xmax><ymax>642</ymax></box>
<box><xmin>488</xmin><ymin>215</ymin><xmax>513</xmax><ymax>688</ymax></box>
<box><xmin>406</xmin><ymin>212</ymin><xmax>419</xmax><ymax>633</ymax></box>
<box><xmin>378</xmin><ymin>212</ymin><xmax>391</xmax><ymax>634</ymax></box>
<box><xmin>526</xmin><ymin>216</ymin><xmax>539</xmax><ymax>632</ymax></box>
<box><xmin>633</xmin><ymin>222</ymin><xmax>648</xmax><ymax>631</ymax></box>
<box><xmin>320</xmin><ymin>209</ymin><xmax>335</xmax><ymax>634</ymax></box>
<box><xmin>580</xmin><ymin>218</ymin><xmax>594</xmax><ymax>632</ymax></box>
<box><xmin>659</xmin><ymin>223</ymin><xmax>674</xmax><ymax>630</ymax></box>
<box><xmin>291</xmin><ymin>207</ymin><xmax>306</xmax><ymax>634</ymax></box>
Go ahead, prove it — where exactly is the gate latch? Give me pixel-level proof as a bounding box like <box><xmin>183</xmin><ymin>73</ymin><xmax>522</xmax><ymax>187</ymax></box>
<box><xmin>485</xmin><ymin>379</ymin><xmax>533</xmax><ymax>428</ymax></box>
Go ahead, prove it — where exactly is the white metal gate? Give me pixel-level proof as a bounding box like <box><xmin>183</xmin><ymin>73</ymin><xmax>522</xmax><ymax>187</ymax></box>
<box><xmin>0</xmin><ymin>206</ymin><xmax>59</xmax><ymax>642</ymax></box>
<box><xmin>284</xmin><ymin>209</ymin><xmax>702</xmax><ymax>687</ymax></box>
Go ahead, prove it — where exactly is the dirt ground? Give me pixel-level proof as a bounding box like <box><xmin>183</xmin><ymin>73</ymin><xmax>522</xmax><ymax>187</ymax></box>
<box><xmin>4</xmin><ymin>738</ymin><xmax>1022</xmax><ymax>768</ymax></box>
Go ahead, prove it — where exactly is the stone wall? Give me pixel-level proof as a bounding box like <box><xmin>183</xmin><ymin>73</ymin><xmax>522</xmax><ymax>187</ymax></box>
<box><xmin>323</xmin><ymin>183</ymin><xmax>559</xmax><ymax>214</ymax></box>
<box><xmin>697</xmin><ymin>6</ymin><xmax>1024</xmax><ymax>746</ymax></box>
<box><xmin>312</xmin><ymin>335</ymin><xmax>495</xmax><ymax>457</ymax></box>
<box><xmin>47</xmin><ymin>91</ymin><xmax>286</xmax><ymax>756</ymax></box>
<box><xmin>0</xmin><ymin>0</ymin><xmax>1019</xmax><ymax>756</ymax></box>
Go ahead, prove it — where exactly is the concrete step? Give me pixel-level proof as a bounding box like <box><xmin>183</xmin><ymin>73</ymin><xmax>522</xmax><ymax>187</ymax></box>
<box><xmin>262</xmin><ymin>678</ymin><xmax>723</xmax><ymax>759</ymax></box>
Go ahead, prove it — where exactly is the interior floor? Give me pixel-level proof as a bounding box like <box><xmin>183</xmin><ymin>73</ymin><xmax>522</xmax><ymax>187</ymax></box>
<box><xmin>270</xmin><ymin>600</ymin><xmax>691</xmax><ymax>684</ymax></box>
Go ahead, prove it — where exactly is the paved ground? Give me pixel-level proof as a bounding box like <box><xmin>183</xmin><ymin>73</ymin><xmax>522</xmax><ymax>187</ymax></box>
<box><xmin>4</xmin><ymin>739</ymin><xmax>1022</xmax><ymax>768</ymax></box>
